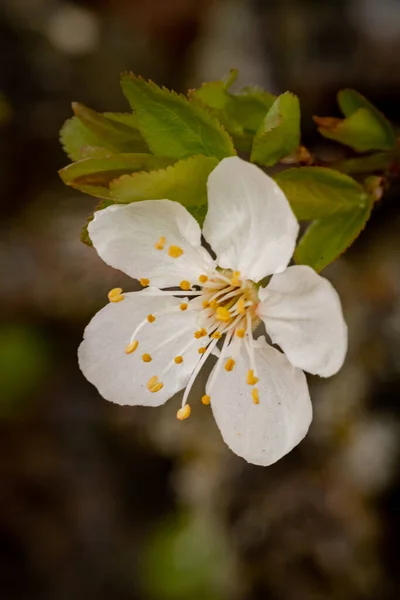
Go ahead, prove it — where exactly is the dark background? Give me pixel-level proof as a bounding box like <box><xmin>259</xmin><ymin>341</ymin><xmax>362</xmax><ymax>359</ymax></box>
<box><xmin>1</xmin><ymin>1</ymin><xmax>400</xmax><ymax>599</ymax></box>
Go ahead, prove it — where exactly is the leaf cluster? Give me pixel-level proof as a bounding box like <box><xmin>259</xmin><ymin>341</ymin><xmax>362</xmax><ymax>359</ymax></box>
<box><xmin>59</xmin><ymin>72</ymin><xmax>398</xmax><ymax>270</ymax></box>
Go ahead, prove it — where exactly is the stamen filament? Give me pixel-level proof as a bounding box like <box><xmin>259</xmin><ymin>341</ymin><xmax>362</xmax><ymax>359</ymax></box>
<box><xmin>180</xmin><ymin>338</ymin><xmax>219</xmax><ymax>408</ymax></box>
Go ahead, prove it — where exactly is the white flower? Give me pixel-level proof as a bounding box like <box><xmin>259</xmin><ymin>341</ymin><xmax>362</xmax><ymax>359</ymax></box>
<box><xmin>79</xmin><ymin>156</ymin><xmax>347</xmax><ymax>466</ymax></box>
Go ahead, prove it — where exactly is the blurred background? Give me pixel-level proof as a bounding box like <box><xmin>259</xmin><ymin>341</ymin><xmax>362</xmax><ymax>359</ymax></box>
<box><xmin>1</xmin><ymin>1</ymin><xmax>400</xmax><ymax>599</ymax></box>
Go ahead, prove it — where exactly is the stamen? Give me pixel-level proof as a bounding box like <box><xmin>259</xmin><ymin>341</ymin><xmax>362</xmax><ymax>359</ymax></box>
<box><xmin>202</xmin><ymin>299</ymin><xmax>210</xmax><ymax>308</ymax></box>
<box><xmin>199</xmin><ymin>274</ymin><xmax>208</xmax><ymax>284</ymax></box>
<box><xmin>139</xmin><ymin>278</ymin><xmax>150</xmax><ymax>287</ymax></box>
<box><xmin>209</xmin><ymin>285</ymin><xmax>234</xmax><ymax>303</ymax></box>
<box><xmin>147</xmin><ymin>376</ymin><xmax>164</xmax><ymax>393</ymax></box>
<box><xmin>174</xmin><ymin>356</ymin><xmax>183</xmax><ymax>364</ymax></box>
<box><xmin>180</xmin><ymin>280</ymin><xmax>191</xmax><ymax>291</ymax></box>
<box><xmin>168</xmin><ymin>245</ymin><xmax>184</xmax><ymax>258</ymax></box>
<box><xmin>179</xmin><ymin>303</ymin><xmax>188</xmax><ymax>311</ymax></box>
<box><xmin>216</xmin><ymin>288</ymin><xmax>243</xmax><ymax>305</ymax></box>
<box><xmin>236</xmin><ymin>328</ymin><xmax>245</xmax><ymax>338</ymax></box>
<box><xmin>236</xmin><ymin>296</ymin><xmax>246</xmax><ymax>314</ymax></box>
<box><xmin>207</xmin><ymin>330</ymin><xmax>233</xmax><ymax>392</ymax></box>
<box><xmin>252</xmin><ymin>388</ymin><xmax>260</xmax><ymax>404</ymax></box>
<box><xmin>216</xmin><ymin>307</ymin><xmax>231</xmax><ymax>322</ymax></box>
<box><xmin>154</xmin><ymin>236</ymin><xmax>166</xmax><ymax>250</ymax></box>
<box><xmin>247</xmin><ymin>369</ymin><xmax>259</xmax><ymax>385</ymax></box>
<box><xmin>125</xmin><ymin>340</ymin><xmax>138</xmax><ymax>354</ymax></box>
<box><xmin>194</xmin><ymin>328</ymin><xmax>207</xmax><ymax>339</ymax></box>
<box><xmin>147</xmin><ymin>314</ymin><xmax>156</xmax><ymax>323</ymax></box>
<box><xmin>211</xmin><ymin>331</ymin><xmax>222</xmax><ymax>340</ymax></box>
<box><xmin>231</xmin><ymin>271</ymin><xmax>241</xmax><ymax>286</ymax></box>
<box><xmin>108</xmin><ymin>287</ymin><xmax>124</xmax><ymax>303</ymax></box>
<box><xmin>201</xmin><ymin>394</ymin><xmax>210</xmax><ymax>405</ymax></box>
<box><xmin>198</xmin><ymin>347</ymin><xmax>207</xmax><ymax>354</ymax></box>
<box><xmin>225</xmin><ymin>358</ymin><xmax>235</xmax><ymax>372</ymax></box>
<box><xmin>244</xmin><ymin>312</ymin><xmax>259</xmax><ymax>385</ymax></box>
<box><xmin>177</xmin><ymin>405</ymin><xmax>191</xmax><ymax>420</ymax></box>
<box><xmin>181</xmin><ymin>338</ymin><xmax>219</xmax><ymax>408</ymax></box>
<box><xmin>142</xmin><ymin>353</ymin><xmax>152</xmax><ymax>362</ymax></box>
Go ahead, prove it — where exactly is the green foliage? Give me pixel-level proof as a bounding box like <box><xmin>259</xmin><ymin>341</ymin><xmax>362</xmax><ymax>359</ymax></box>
<box><xmin>59</xmin><ymin>72</ymin><xmax>398</xmax><ymax>271</ymax></box>
<box><xmin>121</xmin><ymin>73</ymin><xmax>236</xmax><ymax>160</ymax></box>
<box><xmin>294</xmin><ymin>196</ymin><xmax>374</xmax><ymax>272</ymax></box>
<box><xmin>60</xmin><ymin>106</ymin><xmax>148</xmax><ymax>160</ymax></box>
<box><xmin>189</xmin><ymin>71</ymin><xmax>275</xmax><ymax>151</ymax></box>
<box><xmin>110</xmin><ymin>155</ymin><xmax>218</xmax><ymax>225</ymax></box>
<box><xmin>59</xmin><ymin>153</ymin><xmax>174</xmax><ymax>199</ymax></box>
<box><xmin>275</xmin><ymin>167</ymin><xmax>368</xmax><ymax>220</ymax></box>
<box><xmin>314</xmin><ymin>89</ymin><xmax>396</xmax><ymax>152</ymax></box>
<box><xmin>251</xmin><ymin>92</ymin><xmax>301</xmax><ymax>166</ymax></box>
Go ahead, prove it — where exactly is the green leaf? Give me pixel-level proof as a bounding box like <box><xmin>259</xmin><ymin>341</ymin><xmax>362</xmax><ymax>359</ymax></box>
<box><xmin>190</xmin><ymin>81</ymin><xmax>275</xmax><ymax>132</ymax></box>
<box><xmin>330</xmin><ymin>151</ymin><xmax>397</xmax><ymax>174</ymax></box>
<box><xmin>110</xmin><ymin>155</ymin><xmax>218</xmax><ymax>225</ymax></box>
<box><xmin>294</xmin><ymin>196</ymin><xmax>373</xmax><ymax>271</ymax></box>
<box><xmin>59</xmin><ymin>153</ymin><xmax>174</xmax><ymax>199</ymax></box>
<box><xmin>189</xmin><ymin>76</ymin><xmax>275</xmax><ymax>152</ymax></box>
<box><xmin>60</xmin><ymin>107</ymin><xmax>149</xmax><ymax>161</ymax></box>
<box><xmin>314</xmin><ymin>89</ymin><xmax>396</xmax><ymax>152</ymax></box>
<box><xmin>275</xmin><ymin>167</ymin><xmax>368</xmax><ymax>220</ymax></box>
<box><xmin>121</xmin><ymin>73</ymin><xmax>235</xmax><ymax>160</ymax></box>
<box><xmin>81</xmin><ymin>199</ymin><xmax>115</xmax><ymax>246</ymax></box>
<box><xmin>250</xmin><ymin>92</ymin><xmax>301</xmax><ymax>166</ymax></box>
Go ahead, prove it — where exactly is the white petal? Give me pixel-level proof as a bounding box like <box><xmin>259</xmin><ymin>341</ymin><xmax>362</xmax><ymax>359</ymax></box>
<box><xmin>78</xmin><ymin>289</ymin><xmax>206</xmax><ymax>407</ymax></box>
<box><xmin>89</xmin><ymin>200</ymin><xmax>214</xmax><ymax>288</ymax></box>
<box><xmin>203</xmin><ymin>157</ymin><xmax>299</xmax><ymax>282</ymax></box>
<box><xmin>207</xmin><ymin>337</ymin><xmax>312</xmax><ymax>466</ymax></box>
<box><xmin>258</xmin><ymin>265</ymin><xmax>348</xmax><ymax>377</ymax></box>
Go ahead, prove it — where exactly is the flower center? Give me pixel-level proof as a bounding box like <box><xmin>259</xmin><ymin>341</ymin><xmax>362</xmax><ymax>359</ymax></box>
<box><xmin>197</xmin><ymin>268</ymin><xmax>260</xmax><ymax>339</ymax></box>
<box><xmin>113</xmin><ymin>244</ymin><xmax>263</xmax><ymax>417</ymax></box>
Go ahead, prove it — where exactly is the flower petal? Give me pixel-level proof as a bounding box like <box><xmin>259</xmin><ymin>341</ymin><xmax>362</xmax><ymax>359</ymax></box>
<box><xmin>207</xmin><ymin>337</ymin><xmax>312</xmax><ymax>466</ymax></box>
<box><xmin>78</xmin><ymin>289</ymin><xmax>206</xmax><ymax>406</ymax></box>
<box><xmin>257</xmin><ymin>265</ymin><xmax>347</xmax><ymax>377</ymax></box>
<box><xmin>89</xmin><ymin>200</ymin><xmax>214</xmax><ymax>288</ymax></box>
<box><xmin>203</xmin><ymin>157</ymin><xmax>299</xmax><ymax>282</ymax></box>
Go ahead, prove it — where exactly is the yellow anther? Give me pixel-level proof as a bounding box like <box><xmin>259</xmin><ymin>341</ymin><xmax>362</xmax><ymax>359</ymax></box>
<box><xmin>177</xmin><ymin>404</ymin><xmax>191</xmax><ymax>420</ymax></box>
<box><xmin>198</xmin><ymin>347</ymin><xmax>207</xmax><ymax>354</ymax></box>
<box><xmin>147</xmin><ymin>314</ymin><xmax>156</xmax><ymax>323</ymax></box>
<box><xmin>179</xmin><ymin>303</ymin><xmax>188</xmax><ymax>311</ymax></box>
<box><xmin>210</xmin><ymin>299</ymin><xmax>218</xmax><ymax>309</ymax></box>
<box><xmin>231</xmin><ymin>271</ymin><xmax>241</xmax><ymax>286</ymax></box>
<box><xmin>225</xmin><ymin>358</ymin><xmax>235</xmax><ymax>372</ymax></box>
<box><xmin>154</xmin><ymin>236</ymin><xmax>166</xmax><ymax>250</ymax></box>
<box><xmin>236</xmin><ymin>296</ymin><xmax>246</xmax><ymax>314</ymax></box>
<box><xmin>194</xmin><ymin>328</ymin><xmax>207</xmax><ymax>339</ymax></box>
<box><xmin>174</xmin><ymin>356</ymin><xmax>183</xmax><ymax>364</ymax></box>
<box><xmin>108</xmin><ymin>287</ymin><xmax>124</xmax><ymax>303</ymax></box>
<box><xmin>180</xmin><ymin>280</ymin><xmax>191</xmax><ymax>291</ymax></box>
<box><xmin>202</xmin><ymin>300</ymin><xmax>210</xmax><ymax>309</ymax></box>
<box><xmin>142</xmin><ymin>353</ymin><xmax>152</xmax><ymax>362</ymax></box>
<box><xmin>139</xmin><ymin>278</ymin><xmax>150</xmax><ymax>287</ymax></box>
<box><xmin>199</xmin><ymin>274</ymin><xmax>208</xmax><ymax>284</ymax></box>
<box><xmin>147</xmin><ymin>376</ymin><xmax>164</xmax><ymax>393</ymax></box>
<box><xmin>252</xmin><ymin>388</ymin><xmax>260</xmax><ymax>404</ymax></box>
<box><xmin>125</xmin><ymin>340</ymin><xmax>138</xmax><ymax>354</ymax></box>
<box><xmin>211</xmin><ymin>331</ymin><xmax>222</xmax><ymax>340</ymax></box>
<box><xmin>247</xmin><ymin>369</ymin><xmax>259</xmax><ymax>385</ymax></box>
<box><xmin>236</xmin><ymin>328</ymin><xmax>245</xmax><ymax>338</ymax></box>
<box><xmin>168</xmin><ymin>245</ymin><xmax>184</xmax><ymax>258</ymax></box>
<box><xmin>216</xmin><ymin>306</ymin><xmax>232</xmax><ymax>322</ymax></box>
<box><xmin>201</xmin><ymin>394</ymin><xmax>211</xmax><ymax>405</ymax></box>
